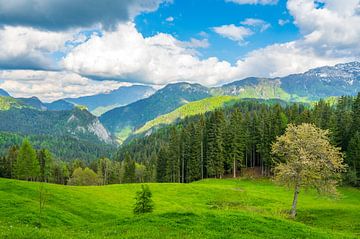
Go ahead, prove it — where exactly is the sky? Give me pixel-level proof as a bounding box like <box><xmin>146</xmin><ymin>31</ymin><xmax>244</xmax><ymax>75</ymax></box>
<box><xmin>0</xmin><ymin>0</ymin><xmax>359</xmax><ymax>102</ymax></box>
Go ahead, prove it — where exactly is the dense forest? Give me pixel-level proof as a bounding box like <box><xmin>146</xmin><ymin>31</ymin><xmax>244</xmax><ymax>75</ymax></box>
<box><xmin>0</xmin><ymin>95</ymin><xmax>359</xmax><ymax>186</ymax></box>
<box><xmin>117</xmin><ymin>96</ymin><xmax>360</xmax><ymax>186</ymax></box>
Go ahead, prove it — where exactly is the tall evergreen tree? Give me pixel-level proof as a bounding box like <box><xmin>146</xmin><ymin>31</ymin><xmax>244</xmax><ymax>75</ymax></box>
<box><xmin>14</xmin><ymin>139</ymin><xmax>39</xmax><ymax>181</ymax></box>
<box><xmin>37</xmin><ymin>149</ymin><xmax>53</xmax><ymax>182</ymax></box>
<box><xmin>166</xmin><ymin>127</ymin><xmax>180</xmax><ymax>182</ymax></box>
<box><xmin>206</xmin><ymin>110</ymin><xmax>225</xmax><ymax>178</ymax></box>
<box><xmin>123</xmin><ymin>153</ymin><xmax>136</xmax><ymax>183</ymax></box>
<box><xmin>0</xmin><ymin>145</ymin><xmax>18</xmax><ymax>178</ymax></box>
<box><xmin>156</xmin><ymin>146</ymin><xmax>168</xmax><ymax>182</ymax></box>
<box><xmin>224</xmin><ymin>109</ymin><xmax>245</xmax><ymax>178</ymax></box>
<box><xmin>346</xmin><ymin>131</ymin><xmax>360</xmax><ymax>186</ymax></box>
<box><xmin>187</xmin><ymin>122</ymin><xmax>202</xmax><ymax>182</ymax></box>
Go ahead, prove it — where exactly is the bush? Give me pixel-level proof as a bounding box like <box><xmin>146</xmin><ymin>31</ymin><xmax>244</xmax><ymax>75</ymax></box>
<box><xmin>133</xmin><ymin>185</ymin><xmax>154</xmax><ymax>214</ymax></box>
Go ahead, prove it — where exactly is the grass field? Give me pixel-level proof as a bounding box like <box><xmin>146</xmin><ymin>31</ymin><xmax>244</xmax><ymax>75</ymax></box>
<box><xmin>0</xmin><ymin>178</ymin><xmax>359</xmax><ymax>239</ymax></box>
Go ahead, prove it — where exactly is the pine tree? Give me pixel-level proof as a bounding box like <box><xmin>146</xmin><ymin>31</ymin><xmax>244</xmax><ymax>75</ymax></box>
<box><xmin>14</xmin><ymin>139</ymin><xmax>39</xmax><ymax>181</ymax></box>
<box><xmin>224</xmin><ymin>109</ymin><xmax>245</xmax><ymax>178</ymax></box>
<box><xmin>123</xmin><ymin>153</ymin><xmax>136</xmax><ymax>183</ymax></box>
<box><xmin>156</xmin><ymin>146</ymin><xmax>168</xmax><ymax>182</ymax></box>
<box><xmin>346</xmin><ymin>131</ymin><xmax>360</xmax><ymax>186</ymax></box>
<box><xmin>167</xmin><ymin>127</ymin><xmax>180</xmax><ymax>182</ymax></box>
<box><xmin>133</xmin><ymin>185</ymin><xmax>154</xmax><ymax>214</ymax></box>
<box><xmin>37</xmin><ymin>149</ymin><xmax>53</xmax><ymax>182</ymax></box>
<box><xmin>206</xmin><ymin>110</ymin><xmax>225</xmax><ymax>178</ymax></box>
<box><xmin>0</xmin><ymin>145</ymin><xmax>18</xmax><ymax>178</ymax></box>
<box><xmin>187</xmin><ymin>122</ymin><xmax>202</xmax><ymax>182</ymax></box>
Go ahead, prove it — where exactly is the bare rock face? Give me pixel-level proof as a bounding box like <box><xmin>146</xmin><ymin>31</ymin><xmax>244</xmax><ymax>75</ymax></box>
<box><xmin>87</xmin><ymin>119</ymin><xmax>113</xmax><ymax>144</ymax></box>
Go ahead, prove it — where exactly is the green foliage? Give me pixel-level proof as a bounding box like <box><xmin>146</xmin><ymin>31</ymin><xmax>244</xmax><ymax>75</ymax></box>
<box><xmin>68</xmin><ymin>167</ymin><xmax>99</xmax><ymax>186</ymax></box>
<box><xmin>346</xmin><ymin>131</ymin><xmax>360</xmax><ymax>186</ymax></box>
<box><xmin>272</xmin><ymin>123</ymin><xmax>346</xmax><ymax>217</ymax></box>
<box><xmin>133</xmin><ymin>185</ymin><xmax>154</xmax><ymax>214</ymax></box>
<box><xmin>14</xmin><ymin>139</ymin><xmax>39</xmax><ymax>181</ymax></box>
<box><xmin>37</xmin><ymin>149</ymin><xmax>53</xmax><ymax>182</ymax></box>
<box><xmin>122</xmin><ymin>153</ymin><xmax>136</xmax><ymax>183</ymax></box>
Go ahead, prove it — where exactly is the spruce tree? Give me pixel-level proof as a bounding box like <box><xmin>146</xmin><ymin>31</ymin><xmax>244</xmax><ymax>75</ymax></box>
<box><xmin>133</xmin><ymin>185</ymin><xmax>154</xmax><ymax>214</ymax></box>
<box><xmin>37</xmin><ymin>149</ymin><xmax>53</xmax><ymax>182</ymax></box>
<box><xmin>156</xmin><ymin>147</ymin><xmax>168</xmax><ymax>182</ymax></box>
<box><xmin>346</xmin><ymin>131</ymin><xmax>360</xmax><ymax>186</ymax></box>
<box><xmin>123</xmin><ymin>153</ymin><xmax>136</xmax><ymax>183</ymax></box>
<box><xmin>14</xmin><ymin>139</ymin><xmax>39</xmax><ymax>181</ymax></box>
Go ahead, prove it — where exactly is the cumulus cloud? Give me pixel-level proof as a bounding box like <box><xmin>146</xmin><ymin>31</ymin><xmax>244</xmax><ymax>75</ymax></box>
<box><xmin>287</xmin><ymin>0</ymin><xmax>360</xmax><ymax>58</ymax></box>
<box><xmin>0</xmin><ymin>26</ymin><xmax>85</xmax><ymax>70</ymax></box>
<box><xmin>1</xmin><ymin>0</ymin><xmax>360</xmax><ymax>101</ymax></box>
<box><xmin>62</xmin><ymin>23</ymin><xmax>237</xmax><ymax>86</ymax></box>
<box><xmin>225</xmin><ymin>0</ymin><xmax>278</xmax><ymax>5</ymax></box>
<box><xmin>0</xmin><ymin>70</ymin><xmax>129</xmax><ymax>102</ymax></box>
<box><xmin>212</xmin><ymin>24</ymin><xmax>253</xmax><ymax>43</ymax></box>
<box><xmin>0</xmin><ymin>0</ymin><xmax>170</xmax><ymax>30</ymax></box>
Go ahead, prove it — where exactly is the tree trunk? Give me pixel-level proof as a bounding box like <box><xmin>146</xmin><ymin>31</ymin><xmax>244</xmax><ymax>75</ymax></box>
<box><xmin>290</xmin><ymin>183</ymin><xmax>300</xmax><ymax>218</ymax></box>
<box><xmin>233</xmin><ymin>158</ymin><xmax>236</xmax><ymax>178</ymax></box>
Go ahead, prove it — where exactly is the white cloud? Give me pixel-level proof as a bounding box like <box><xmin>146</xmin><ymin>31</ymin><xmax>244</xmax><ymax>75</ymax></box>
<box><xmin>178</xmin><ymin>38</ymin><xmax>210</xmax><ymax>49</ymax></box>
<box><xmin>212</xmin><ymin>24</ymin><xmax>253</xmax><ymax>43</ymax></box>
<box><xmin>278</xmin><ymin>19</ymin><xmax>290</xmax><ymax>26</ymax></box>
<box><xmin>0</xmin><ymin>26</ymin><xmax>84</xmax><ymax>69</ymax></box>
<box><xmin>62</xmin><ymin>23</ymin><xmax>238</xmax><ymax>86</ymax></box>
<box><xmin>2</xmin><ymin>0</ymin><xmax>360</xmax><ymax>102</ymax></box>
<box><xmin>166</xmin><ymin>16</ymin><xmax>174</xmax><ymax>22</ymax></box>
<box><xmin>241</xmin><ymin>18</ymin><xmax>271</xmax><ymax>32</ymax></box>
<box><xmin>287</xmin><ymin>0</ymin><xmax>360</xmax><ymax>58</ymax></box>
<box><xmin>225</xmin><ymin>0</ymin><xmax>278</xmax><ymax>5</ymax></box>
<box><xmin>0</xmin><ymin>70</ymin><xmax>128</xmax><ymax>102</ymax></box>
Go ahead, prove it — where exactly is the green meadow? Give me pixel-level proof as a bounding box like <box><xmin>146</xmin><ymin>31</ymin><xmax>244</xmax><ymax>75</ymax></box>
<box><xmin>0</xmin><ymin>178</ymin><xmax>359</xmax><ymax>239</ymax></box>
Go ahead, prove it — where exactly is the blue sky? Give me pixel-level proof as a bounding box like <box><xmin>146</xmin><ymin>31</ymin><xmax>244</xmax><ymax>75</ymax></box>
<box><xmin>135</xmin><ymin>0</ymin><xmax>299</xmax><ymax>63</ymax></box>
<box><xmin>0</xmin><ymin>0</ymin><xmax>359</xmax><ymax>101</ymax></box>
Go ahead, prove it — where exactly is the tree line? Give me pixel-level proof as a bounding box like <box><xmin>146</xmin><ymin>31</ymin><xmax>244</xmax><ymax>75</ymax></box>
<box><xmin>117</xmin><ymin>96</ymin><xmax>360</xmax><ymax>186</ymax></box>
<box><xmin>0</xmin><ymin>139</ymin><xmax>150</xmax><ymax>185</ymax></box>
<box><xmin>1</xmin><ymin>95</ymin><xmax>360</xmax><ymax>186</ymax></box>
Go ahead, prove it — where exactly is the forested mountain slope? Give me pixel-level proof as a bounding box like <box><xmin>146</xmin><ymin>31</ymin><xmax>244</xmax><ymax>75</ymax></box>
<box><xmin>100</xmin><ymin>82</ymin><xmax>211</xmax><ymax>143</ymax></box>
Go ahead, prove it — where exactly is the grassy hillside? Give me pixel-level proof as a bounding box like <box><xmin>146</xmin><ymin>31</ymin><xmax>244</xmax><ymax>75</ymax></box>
<box><xmin>136</xmin><ymin>96</ymin><xmax>239</xmax><ymax>134</ymax></box>
<box><xmin>0</xmin><ymin>178</ymin><xmax>359</xmax><ymax>238</ymax></box>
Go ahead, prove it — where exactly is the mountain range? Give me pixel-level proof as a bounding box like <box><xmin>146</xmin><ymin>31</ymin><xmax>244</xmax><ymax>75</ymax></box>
<box><xmin>100</xmin><ymin>62</ymin><xmax>360</xmax><ymax>142</ymax></box>
<box><xmin>1</xmin><ymin>61</ymin><xmax>360</xmax><ymax>156</ymax></box>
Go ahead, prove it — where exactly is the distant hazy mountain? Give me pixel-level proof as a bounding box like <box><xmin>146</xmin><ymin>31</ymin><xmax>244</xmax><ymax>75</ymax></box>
<box><xmin>45</xmin><ymin>100</ymin><xmax>75</xmax><ymax>111</ymax></box>
<box><xmin>100</xmin><ymin>82</ymin><xmax>211</xmax><ymax>143</ymax></box>
<box><xmin>0</xmin><ymin>89</ymin><xmax>10</xmax><ymax>97</ymax></box>
<box><xmin>66</xmin><ymin>85</ymin><xmax>155</xmax><ymax>116</ymax></box>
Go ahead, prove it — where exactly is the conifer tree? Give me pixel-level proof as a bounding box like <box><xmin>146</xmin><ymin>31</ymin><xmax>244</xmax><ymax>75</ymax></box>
<box><xmin>167</xmin><ymin>127</ymin><xmax>180</xmax><ymax>182</ymax></box>
<box><xmin>123</xmin><ymin>153</ymin><xmax>136</xmax><ymax>183</ymax></box>
<box><xmin>14</xmin><ymin>139</ymin><xmax>39</xmax><ymax>181</ymax></box>
<box><xmin>346</xmin><ymin>131</ymin><xmax>360</xmax><ymax>186</ymax></box>
<box><xmin>37</xmin><ymin>149</ymin><xmax>53</xmax><ymax>182</ymax></box>
<box><xmin>156</xmin><ymin>146</ymin><xmax>168</xmax><ymax>182</ymax></box>
<box><xmin>133</xmin><ymin>185</ymin><xmax>154</xmax><ymax>214</ymax></box>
